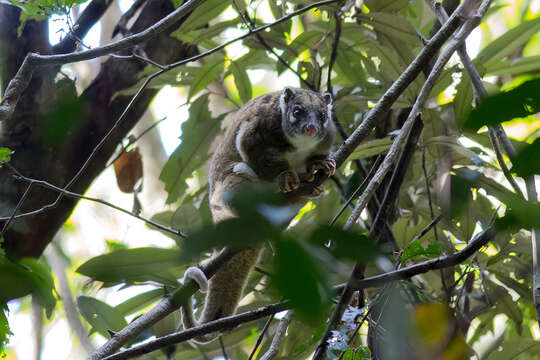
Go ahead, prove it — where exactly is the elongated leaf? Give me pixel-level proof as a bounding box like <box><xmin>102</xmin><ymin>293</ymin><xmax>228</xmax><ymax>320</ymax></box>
<box><xmin>463</xmin><ymin>78</ymin><xmax>540</xmax><ymax>131</ymax></box>
<box><xmin>453</xmin><ymin>71</ymin><xmax>474</xmax><ymax>128</ymax></box>
<box><xmin>76</xmin><ymin>247</ymin><xmax>185</xmax><ymax>286</ymax></box>
<box><xmin>188</xmin><ymin>56</ymin><xmax>226</xmax><ymax>100</ymax></box>
<box><xmin>348</xmin><ymin>137</ymin><xmax>393</xmax><ymax>160</ymax></box>
<box><xmin>177</xmin><ymin>0</ymin><xmax>231</xmax><ymax>33</ymax></box>
<box><xmin>476</xmin><ymin>17</ymin><xmax>540</xmax><ymax>67</ymax></box>
<box><xmin>172</xmin><ymin>19</ymin><xmax>240</xmax><ymax>45</ymax></box>
<box><xmin>489</xmin><ymin>339</ymin><xmax>540</xmax><ymax>360</ymax></box>
<box><xmin>273</xmin><ymin>238</ymin><xmax>332</xmax><ymax>323</ymax></box>
<box><xmin>115</xmin><ymin>289</ymin><xmax>164</xmax><ymax>316</ymax></box>
<box><xmin>359</xmin><ymin>13</ymin><xmax>419</xmax><ymax>45</ymax></box>
<box><xmin>78</xmin><ymin>296</ymin><xmax>128</xmax><ymax>338</ymax></box>
<box><xmin>159</xmin><ymin>95</ymin><xmax>225</xmax><ymax>203</ymax></box>
<box><xmin>364</xmin><ymin>0</ymin><xmax>408</xmax><ymax>12</ymax></box>
<box><xmin>486</xmin><ymin>55</ymin><xmax>540</xmax><ymax>76</ymax></box>
<box><xmin>230</xmin><ymin>60</ymin><xmax>252</xmax><ymax>104</ymax></box>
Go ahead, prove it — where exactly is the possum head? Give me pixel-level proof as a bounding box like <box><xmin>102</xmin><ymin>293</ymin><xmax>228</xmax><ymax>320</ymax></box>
<box><xmin>279</xmin><ymin>88</ymin><xmax>333</xmax><ymax>146</ymax></box>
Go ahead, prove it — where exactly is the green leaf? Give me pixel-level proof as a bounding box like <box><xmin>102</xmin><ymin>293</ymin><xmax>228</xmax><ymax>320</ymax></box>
<box><xmin>462</xmin><ymin>78</ymin><xmax>540</xmax><ymax>131</ymax></box>
<box><xmin>364</xmin><ymin>0</ymin><xmax>408</xmax><ymax>12</ymax></box>
<box><xmin>1</xmin><ymin>305</ymin><xmax>12</xmax><ymax>356</ymax></box>
<box><xmin>401</xmin><ymin>239</ymin><xmax>443</xmax><ymax>262</ymax></box>
<box><xmin>309</xmin><ymin>226</ymin><xmax>379</xmax><ymax>263</ymax></box>
<box><xmin>359</xmin><ymin>13</ymin><xmax>419</xmax><ymax>45</ymax></box>
<box><xmin>278</xmin><ymin>31</ymin><xmax>325</xmax><ymax>73</ymax></box>
<box><xmin>177</xmin><ymin>0</ymin><xmax>231</xmax><ymax>33</ymax></box>
<box><xmin>77</xmin><ymin>296</ymin><xmax>128</xmax><ymax>338</ymax></box>
<box><xmin>230</xmin><ymin>60</ymin><xmax>252</xmax><ymax>104</ymax></box>
<box><xmin>115</xmin><ymin>289</ymin><xmax>164</xmax><ymax>316</ymax></box>
<box><xmin>511</xmin><ymin>137</ymin><xmax>540</xmax><ymax>178</ymax></box>
<box><xmin>172</xmin><ymin>202</ymin><xmax>204</xmax><ymax>235</ymax></box>
<box><xmin>0</xmin><ymin>253</ymin><xmax>56</xmax><ymax>317</ymax></box>
<box><xmin>273</xmin><ymin>238</ymin><xmax>332</xmax><ymax>323</ymax></box>
<box><xmin>484</xmin><ymin>279</ymin><xmax>523</xmax><ymax>331</ymax></box>
<box><xmin>0</xmin><ymin>148</ymin><xmax>11</xmax><ymax>167</ymax></box>
<box><xmin>453</xmin><ymin>71</ymin><xmax>474</xmax><ymax>128</ymax></box>
<box><xmin>476</xmin><ymin>17</ymin><xmax>540</xmax><ymax>67</ymax></box>
<box><xmin>348</xmin><ymin>137</ymin><xmax>393</xmax><ymax>160</ymax></box>
<box><xmin>335</xmin><ymin>46</ymin><xmax>366</xmax><ymax>86</ymax></box>
<box><xmin>76</xmin><ymin>247</ymin><xmax>185</xmax><ymax>287</ymax></box>
<box><xmin>188</xmin><ymin>56</ymin><xmax>226</xmax><ymax>100</ymax></box>
<box><xmin>486</xmin><ymin>55</ymin><xmax>540</xmax><ymax>76</ymax></box>
<box><xmin>159</xmin><ymin>94</ymin><xmax>225</xmax><ymax>203</ymax></box>
<box><xmin>172</xmin><ymin>19</ymin><xmax>240</xmax><ymax>45</ymax></box>
<box><xmin>488</xmin><ymin>338</ymin><xmax>540</xmax><ymax>360</ymax></box>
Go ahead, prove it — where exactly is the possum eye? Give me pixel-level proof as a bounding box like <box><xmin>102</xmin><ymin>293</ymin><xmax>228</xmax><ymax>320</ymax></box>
<box><xmin>293</xmin><ymin>106</ymin><xmax>303</xmax><ymax>117</ymax></box>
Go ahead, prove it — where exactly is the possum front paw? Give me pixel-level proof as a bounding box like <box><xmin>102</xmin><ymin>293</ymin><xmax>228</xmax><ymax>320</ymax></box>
<box><xmin>307</xmin><ymin>158</ymin><xmax>336</xmax><ymax>180</ymax></box>
<box><xmin>278</xmin><ymin>170</ymin><xmax>300</xmax><ymax>193</ymax></box>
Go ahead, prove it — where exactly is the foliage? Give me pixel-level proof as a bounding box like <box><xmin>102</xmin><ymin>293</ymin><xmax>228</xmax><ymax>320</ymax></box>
<box><xmin>3</xmin><ymin>0</ymin><xmax>540</xmax><ymax>358</ymax></box>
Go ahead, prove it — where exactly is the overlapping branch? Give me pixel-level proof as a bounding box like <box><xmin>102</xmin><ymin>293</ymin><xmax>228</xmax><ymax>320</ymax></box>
<box><xmin>95</xmin><ymin>227</ymin><xmax>494</xmax><ymax>360</ymax></box>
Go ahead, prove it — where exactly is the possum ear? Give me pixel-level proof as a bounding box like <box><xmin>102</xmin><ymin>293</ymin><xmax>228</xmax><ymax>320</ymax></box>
<box><xmin>282</xmin><ymin>87</ymin><xmax>296</xmax><ymax>104</ymax></box>
<box><xmin>322</xmin><ymin>92</ymin><xmax>333</xmax><ymax>105</ymax></box>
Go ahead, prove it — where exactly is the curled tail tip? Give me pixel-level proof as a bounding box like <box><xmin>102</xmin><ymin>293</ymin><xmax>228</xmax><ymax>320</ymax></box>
<box><xmin>183</xmin><ymin>266</ymin><xmax>208</xmax><ymax>293</ymax></box>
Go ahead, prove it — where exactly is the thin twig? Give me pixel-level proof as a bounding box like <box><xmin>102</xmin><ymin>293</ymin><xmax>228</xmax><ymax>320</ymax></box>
<box><xmin>0</xmin><ymin>182</ymin><xmax>32</xmax><ymax>239</ymax></box>
<box><xmin>326</xmin><ymin>11</ymin><xmax>342</xmax><ymax>94</ymax></box>
<box><xmin>247</xmin><ymin>316</ymin><xmax>274</xmax><ymax>360</ymax></box>
<box><xmin>350</xmin><ymin>227</ymin><xmax>495</xmax><ymax>289</ymax></box>
<box><xmin>231</xmin><ymin>0</ymin><xmax>314</xmax><ymax>89</ymax></box>
<box><xmin>96</xmin><ymin>227</ymin><xmax>495</xmax><ymax>360</ymax></box>
<box><xmin>330</xmin><ymin>155</ymin><xmax>383</xmax><ymax>226</ymax></box>
<box><xmin>259</xmin><ymin>311</ymin><xmax>293</xmax><ymax>360</ymax></box>
<box><xmin>3</xmin><ymin>164</ymin><xmax>186</xmax><ymax>238</ymax></box>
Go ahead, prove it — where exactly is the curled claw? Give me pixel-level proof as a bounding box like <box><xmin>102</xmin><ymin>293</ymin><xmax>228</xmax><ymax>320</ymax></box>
<box><xmin>308</xmin><ymin>158</ymin><xmax>336</xmax><ymax>177</ymax></box>
<box><xmin>278</xmin><ymin>170</ymin><xmax>300</xmax><ymax>193</ymax></box>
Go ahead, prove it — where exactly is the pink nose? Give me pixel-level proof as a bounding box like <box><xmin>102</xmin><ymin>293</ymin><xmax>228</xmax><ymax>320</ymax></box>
<box><xmin>304</xmin><ymin>124</ymin><xmax>317</xmax><ymax>136</ymax></box>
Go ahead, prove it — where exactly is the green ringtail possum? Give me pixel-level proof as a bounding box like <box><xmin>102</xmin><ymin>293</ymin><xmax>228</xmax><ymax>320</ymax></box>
<box><xmin>182</xmin><ymin>88</ymin><xmax>336</xmax><ymax>342</ymax></box>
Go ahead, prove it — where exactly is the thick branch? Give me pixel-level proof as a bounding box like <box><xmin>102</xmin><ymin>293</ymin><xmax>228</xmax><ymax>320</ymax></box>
<box><xmin>350</xmin><ymin>228</ymin><xmax>495</xmax><ymax>289</ymax></box>
<box><xmin>96</xmin><ymin>227</ymin><xmax>494</xmax><ymax>360</ymax></box>
<box><xmin>331</xmin><ymin>0</ymin><xmax>472</xmax><ymax>166</ymax></box>
<box><xmin>430</xmin><ymin>0</ymin><xmax>539</xmax><ymax>327</ymax></box>
<box><xmin>344</xmin><ymin>0</ymin><xmax>487</xmax><ymax>229</ymax></box>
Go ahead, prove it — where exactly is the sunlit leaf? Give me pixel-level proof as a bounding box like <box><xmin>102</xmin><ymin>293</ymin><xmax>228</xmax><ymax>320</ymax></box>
<box><xmin>230</xmin><ymin>60</ymin><xmax>252</xmax><ymax>104</ymax></box>
<box><xmin>476</xmin><ymin>17</ymin><xmax>540</xmax><ymax>67</ymax></box>
<box><xmin>463</xmin><ymin>78</ymin><xmax>540</xmax><ymax>131</ymax></box>
<box><xmin>77</xmin><ymin>296</ymin><xmax>128</xmax><ymax>338</ymax></box>
<box><xmin>159</xmin><ymin>94</ymin><xmax>225</xmax><ymax>203</ymax></box>
<box><xmin>76</xmin><ymin>247</ymin><xmax>185</xmax><ymax>287</ymax></box>
<box><xmin>176</xmin><ymin>0</ymin><xmax>231</xmax><ymax>33</ymax></box>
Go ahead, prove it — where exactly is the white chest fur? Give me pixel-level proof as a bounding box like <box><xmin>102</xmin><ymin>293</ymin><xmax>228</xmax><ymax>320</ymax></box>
<box><xmin>285</xmin><ymin>135</ymin><xmax>320</xmax><ymax>172</ymax></box>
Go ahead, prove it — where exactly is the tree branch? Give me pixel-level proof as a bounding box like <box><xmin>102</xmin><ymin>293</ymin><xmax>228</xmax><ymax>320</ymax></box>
<box><xmin>3</xmin><ymin>163</ymin><xmax>186</xmax><ymax>238</ymax></box>
<box><xmin>53</xmin><ymin>0</ymin><xmax>114</xmax><ymax>54</ymax></box>
<box><xmin>95</xmin><ymin>227</ymin><xmax>494</xmax><ymax>360</ymax></box>
<box><xmin>259</xmin><ymin>311</ymin><xmax>293</xmax><ymax>360</ymax></box>
<box><xmin>350</xmin><ymin>228</ymin><xmax>495</xmax><ymax>289</ymax></box>
<box><xmin>429</xmin><ymin>0</ymin><xmax>539</xmax><ymax>327</ymax></box>
<box><xmin>87</xmin><ymin>247</ymin><xmax>240</xmax><ymax>360</ymax></box>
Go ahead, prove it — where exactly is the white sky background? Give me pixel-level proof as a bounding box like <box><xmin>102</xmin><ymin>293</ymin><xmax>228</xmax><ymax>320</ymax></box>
<box><xmin>5</xmin><ymin>1</ymin><xmax>540</xmax><ymax>359</ymax></box>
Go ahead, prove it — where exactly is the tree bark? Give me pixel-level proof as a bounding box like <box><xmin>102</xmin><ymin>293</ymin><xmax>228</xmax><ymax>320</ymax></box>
<box><xmin>0</xmin><ymin>0</ymin><xmax>197</xmax><ymax>258</ymax></box>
